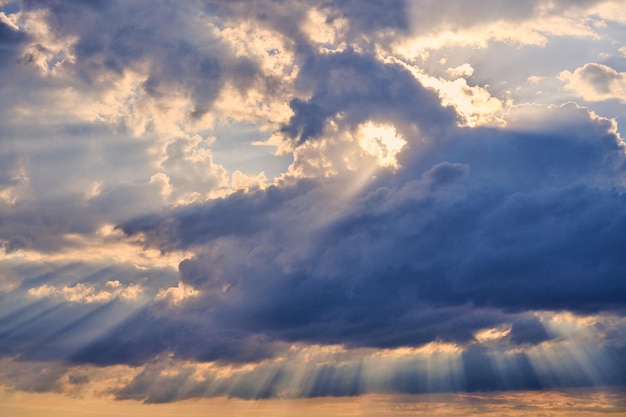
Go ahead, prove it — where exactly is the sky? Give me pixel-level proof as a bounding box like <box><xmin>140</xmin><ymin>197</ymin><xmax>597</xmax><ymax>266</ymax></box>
<box><xmin>1</xmin><ymin>0</ymin><xmax>626</xmax><ymax>415</ymax></box>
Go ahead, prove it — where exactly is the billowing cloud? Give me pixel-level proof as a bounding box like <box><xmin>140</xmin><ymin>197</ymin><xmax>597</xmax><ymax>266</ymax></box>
<box><xmin>560</xmin><ymin>63</ymin><xmax>626</xmax><ymax>102</ymax></box>
<box><xmin>113</xmin><ymin>103</ymin><xmax>626</xmax><ymax>363</ymax></box>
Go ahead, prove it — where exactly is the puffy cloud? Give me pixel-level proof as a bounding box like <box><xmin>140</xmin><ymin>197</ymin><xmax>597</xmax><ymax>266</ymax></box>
<box><xmin>113</xmin><ymin>103</ymin><xmax>626</xmax><ymax>364</ymax></box>
<box><xmin>445</xmin><ymin>63</ymin><xmax>474</xmax><ymax>78</ymax></box>
<box><xmin>390</xmin><ymin>57</ymin><xmax>505</xmax><ymax>127</ymax></box>
<box><xmin>560</xmin><ymin>63</ymin><xmax>626</xmax><ymax>102</ymax></box>
<box><xmin>277</xmin><ymin>49</ymin><xmax>455</xmax><ymax>146</ymax></box>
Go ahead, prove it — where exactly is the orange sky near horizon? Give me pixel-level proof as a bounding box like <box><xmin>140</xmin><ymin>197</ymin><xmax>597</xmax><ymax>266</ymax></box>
<box><xmin>1</xmin><ymin>387</ymin><xmax>625</xmax><ymax>417</ymax></box>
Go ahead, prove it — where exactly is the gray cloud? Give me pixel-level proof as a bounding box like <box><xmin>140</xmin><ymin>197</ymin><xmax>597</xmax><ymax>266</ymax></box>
<box><xmin>578</xmin><ymin>63</ymin><xmax>622</xmax><ymax>94</ymax></box>
<box><xmin>113</xmin><ymin>103</ymin><xmax>626</xmax><ymax>365</ymax></box>
<box><xmin>560</xmin><ymin>63</ymin><xmax>626</xmax><ymax>103</ymax></box>
<box><xmin>280</xmin><ymin>49</ymin><xmax>456</xmax><ymax>144</ymax></box>
<box><xmin>0</xmin><ymin>16</ymin><xmax>27</xmax><ymax>67</ymax></box>
<box><xmin>105</xmin><ymin>331</ymin><xmax>626</xmax><ymax>402</ymax></box>
<box><xmin>19</xmin><ymin>0</ymin><xmax>260</xmax><ymax>119</ymax></box>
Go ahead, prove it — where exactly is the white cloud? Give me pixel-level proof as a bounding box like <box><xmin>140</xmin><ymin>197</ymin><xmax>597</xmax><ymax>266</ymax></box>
<box><xmin>355</xmin><ymin>121</ymin><xmax>406</xmax><ymax>169</ymax></box>
<box><xmin>155</xmin><ymin>282</ymin><xmax>199</xmax><ymax>304</ymax></box>
<box><xmin>446</xmin><ymin>63</ymin><xmax>474</xmax><ymax>78</ymax></box>
<box><xmin>388</xmin><ymin>1</ymin><xmax>626</xmax><ymax>62</ymax></box>
<box><xmin>28</xmin><ymin>281</ymin><xmax>144</xmax><ymax>304</ymax></box>
<box><xmin>0</xmin><ymin>11</ymin><xmax>18</xmax><ymax>30</ymax></box>
<box><xmin>231</xmin><ymin>170</ymin><xmax>267</xmax><ymax>192</ymax></box>
<box><xmin>15</xmin><ymin>8</ymin><xmax>78</xmax><ymax>75</ymax></box>
<box><xmin>301</xmin><ymin>8</ymin><xmax>349</xmax><ymax>47</ymax></box>
<box><xmin>559</xmin><ymin>63</ymin><xmax>626</xmax><ymax>103</ymax></box>
<box><xmin>395</xmin><ymin>13</ymin><xmax>595</xmax><ymax>58</ymax></box>
<box><xmin>388</xmin><ymin>57</ymin><xmax>505</xmax><ymax>127</ymax></box>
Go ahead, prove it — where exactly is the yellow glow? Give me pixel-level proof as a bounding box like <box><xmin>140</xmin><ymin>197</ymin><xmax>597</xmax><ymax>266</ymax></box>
<box><xmin>385</xmin><ymin>56</ymin><xmax>506</xmax><ymax>127</ymax></box>
<box><xmin>355</xmin><ymin>121</ymin><xmax>406</xmax><ymax>169</ymax></box>
<box><xmin>27</xmin><ymin>282</ymin><xmax>144</xmax><ymax>304</ymax></box>
<box><xmin>1</xmin><ymin>225</ymin><xmax>185</xmax><ymax>271</ymax></box>
<box><xmin>155</xmin><ymin>282</ymin><xmax>199</xmax><ymax>304</ymax></box>
<box><xmin>2</xmin><ymin>387</ymin><xmax>623</xmax><ymax>417</ymax></box>
<box><xmin>301</xmin><ymin>8</ymin><xmax>348</xmax><ymax>47</ymax></box>
<box><xmin>0</xmin><ymin>12</ymin><xmax>19</xmax><ymax>31</ymax></box>
<box><xmin>474</xmin><ymin>325</ymin><xmax>512</xmax><ymax>343</ymax></box>
<box><xmin>375</xmin><ymin>342</ymin><xmax>463</xmax><ymax>357</ymax></box>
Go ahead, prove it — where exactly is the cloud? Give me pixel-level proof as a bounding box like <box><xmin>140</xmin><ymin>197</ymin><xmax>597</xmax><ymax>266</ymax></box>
<box><xmin>27</xmin><ymin>280</ymin><xmax>144</xmax><ymax>304</ymax></box>
<box><xmin>277</xmin><ymin>49</ymin><xmax>455</xmax><ymax>145</ymax></box>
<box><xmin>392</xmin><ymin>0</ymin><xmax>614</xmax><ymax>57</ymax></box>
<box><xmin>4</xmin><ymin>313</ymin><xmax>625</xmax><ymax>402</ymax></box>
<box><xmin>0</xmin><ymin>12</ymin><xmax>26</xmax><ymax>67</ymax></box>
<box><xmin>560</xmin><ymin>63</ymin><xmax>626</xmax><ymax>102</ymax></box>
<box><xmin>508</xmin><ymin>317</ymin><xmax>551</xmax><ymax>345</ymax></box>
<box><xmin>446</xmin><ymin>63</ymin><xmax>474</xmax><ymax>78</ymax></box>
<box><xmin>112</xmin><ymin>103</ymin><xmax>626</xmax><ymax>364</ymax></box>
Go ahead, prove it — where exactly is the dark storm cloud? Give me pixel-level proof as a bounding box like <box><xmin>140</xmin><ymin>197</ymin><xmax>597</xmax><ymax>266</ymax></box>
<box><xmin>508</xmin><ymin>317</ymin><xmax>551</xmax><ymax>345</ymax></box>
<box><xmin>106</xmin><ymin>336</ymin><xmax>626</xmax><ymax>402</ymax></box>
<box><xmin>117</xmin><ymin>101</ymin><xmax>626</xmax><ymax>362</ymax></box>
<box><xmin>70</xmin><ymin>306</ymin><xmax>282</xmax><ymax>366</ymax></box>
<box><xmin>280</xmin><ymin>49</ymin><xmax>456</xmax><ymax>143</ymax></box>
<box><xmin>119</xmin><ymin>180</ymin><xmax>318</xmax><ymax>252</ymax></box>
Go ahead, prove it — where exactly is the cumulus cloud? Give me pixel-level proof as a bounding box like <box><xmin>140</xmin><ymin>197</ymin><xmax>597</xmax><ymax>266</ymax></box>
<box><xmin>114</xmin><ymin>103</ymin><xmax>626</xmax><ymax>364</ymax></box>
<box><xmin>560</xmin><ymin>63</ymin><xmax>626</xmax><ymax>102</ymax></box>
<box><xmin>446</xmin><ymin>63</ymin><xmax>474</xmax><ymax>78</ymax></box>
<box><xmin>277</xmin><ymin>49</ymin><xmax>455</xmax><ymax>145</ymax></box>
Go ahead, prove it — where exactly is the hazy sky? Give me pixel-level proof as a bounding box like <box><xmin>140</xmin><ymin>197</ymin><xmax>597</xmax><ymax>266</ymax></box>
<box><xmin>1</xmin><ymin>0</ymin><xmax>626</xmax><ymax>415</ymax></box>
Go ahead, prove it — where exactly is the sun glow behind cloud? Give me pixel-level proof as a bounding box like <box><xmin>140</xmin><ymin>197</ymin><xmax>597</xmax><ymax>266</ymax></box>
<box><xmin>356</xmin><ymin>121</ymin><xmax>406</xmax><ymax>169</ymax></box>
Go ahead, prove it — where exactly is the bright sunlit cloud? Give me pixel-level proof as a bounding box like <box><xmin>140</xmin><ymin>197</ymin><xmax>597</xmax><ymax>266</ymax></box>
<box><xmin>355</xmin><ymin>121</ymin><xmax>406</xmax><ymax>169</ymax></box>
